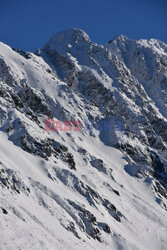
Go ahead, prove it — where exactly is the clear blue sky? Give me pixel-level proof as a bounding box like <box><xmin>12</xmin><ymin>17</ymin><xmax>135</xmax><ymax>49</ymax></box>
<box><xmin>0</xmin><ymin>0</ymin><xmax>166</xmax><ymax>52</ymax></box>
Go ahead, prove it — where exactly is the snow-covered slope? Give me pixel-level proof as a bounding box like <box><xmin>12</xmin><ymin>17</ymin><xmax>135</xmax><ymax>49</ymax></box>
<box><xmin>0</xmin><ymin>28</ymin><xmax>167</xmax><ymax>250</ymax></box>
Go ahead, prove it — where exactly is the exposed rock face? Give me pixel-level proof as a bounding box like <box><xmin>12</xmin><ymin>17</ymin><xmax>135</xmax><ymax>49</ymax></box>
<box><xmin>42</xmin><ymin>29</ymin><xmax>167</xmax><ymax>194</ymax></box>
<box><xmin>0</xmin><ymin>30</ymin><xmax>167</xmax><ymax>249</ymax></box>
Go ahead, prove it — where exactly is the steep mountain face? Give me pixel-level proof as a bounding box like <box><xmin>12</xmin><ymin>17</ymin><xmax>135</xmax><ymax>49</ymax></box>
<box><xmin>0</xmin><ymin>28</ymin><xmax>167</xmax><ymax>250</ymax></box>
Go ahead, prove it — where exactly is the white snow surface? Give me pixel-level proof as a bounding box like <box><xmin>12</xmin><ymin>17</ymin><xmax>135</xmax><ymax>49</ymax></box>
<box><xmin>0</xmin><ymin>29</ymin><xmax>167</xmax><ymax>250</ymax></box>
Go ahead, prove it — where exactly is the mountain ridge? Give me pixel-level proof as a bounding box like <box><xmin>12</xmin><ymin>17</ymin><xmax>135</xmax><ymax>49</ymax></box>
<box><xmin>0</xmin><ymin>29</ymin><xmax>167</xmax><ymax>250</ymax></box>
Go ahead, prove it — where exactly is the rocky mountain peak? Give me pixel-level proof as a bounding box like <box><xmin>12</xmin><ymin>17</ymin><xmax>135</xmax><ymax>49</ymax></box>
<box><xmin>43</xmin><ymin>28</ymin><xmax>91</xmax><ymax>55</ymax></box>
<box><xmin>0</xmin><ymin>29</ymin><xmax>167</xmax><ymax>250</ymax></box>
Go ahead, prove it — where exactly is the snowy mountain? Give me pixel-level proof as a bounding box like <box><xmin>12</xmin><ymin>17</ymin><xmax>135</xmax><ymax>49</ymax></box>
<box><xmin>0</xmin><ymin>28</ymin><xmax>167</xmax><ymax>250</ymax></box>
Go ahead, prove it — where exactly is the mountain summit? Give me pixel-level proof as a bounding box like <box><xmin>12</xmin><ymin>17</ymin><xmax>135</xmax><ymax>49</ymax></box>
<box><xmin>0</xmin><ymin>29</ymin><xmax>167</xmax><ymax>250</ymax></box>
<box><xmin>44</xmin><ymin>28</ymin><xmax>91</xmax><ymax>50</ymax></box>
